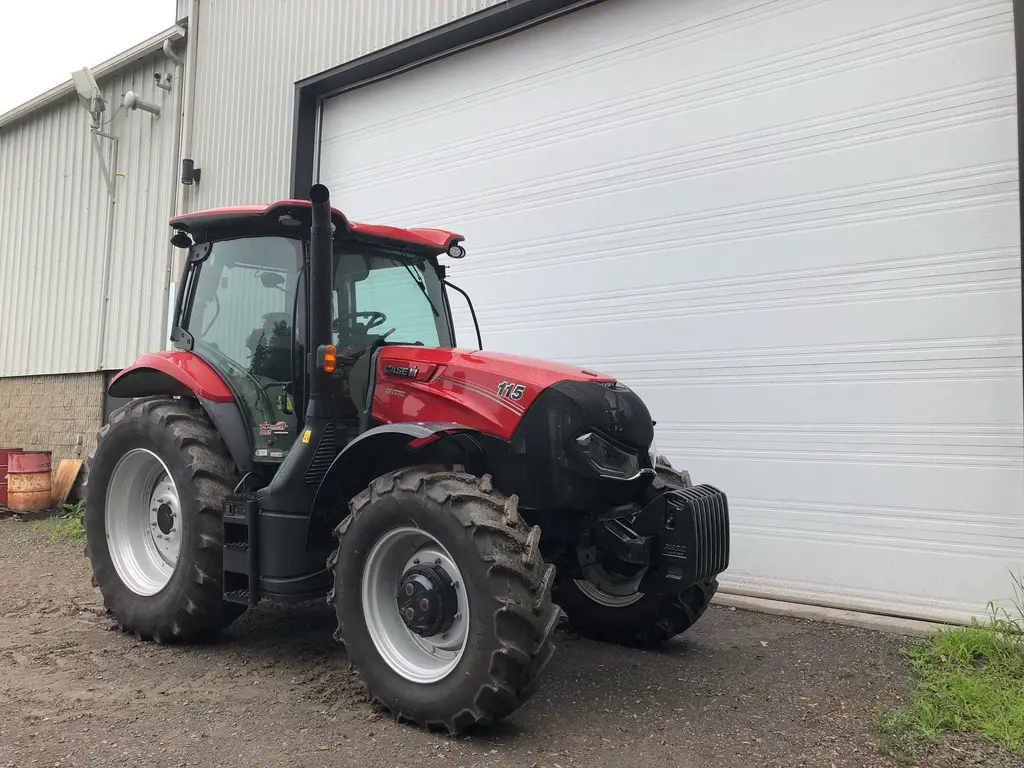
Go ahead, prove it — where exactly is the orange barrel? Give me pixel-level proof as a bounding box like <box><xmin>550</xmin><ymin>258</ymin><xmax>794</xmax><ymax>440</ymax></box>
<box><xmin>8</xmin><ymin>451</ymin><xmax>52</xmax><ymax>512</ymax></box>
<box><xmin>0</xmin><ymin>448</ymin><xmax>23</xmax><ymax>507</ymax></box>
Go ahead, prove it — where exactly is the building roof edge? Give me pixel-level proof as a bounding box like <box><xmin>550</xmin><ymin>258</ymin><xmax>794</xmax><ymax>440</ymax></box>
<box><xmin>0</xmin><ymin>25</ymin><xmax>184</xmax><ymax>130</ymax></box>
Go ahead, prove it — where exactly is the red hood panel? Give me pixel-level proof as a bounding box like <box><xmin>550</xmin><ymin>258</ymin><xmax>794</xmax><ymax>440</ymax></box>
<box><xmin>371</xmin><ymin>346</ymin><xmax>615</xmax><ymax>440</ymax></box>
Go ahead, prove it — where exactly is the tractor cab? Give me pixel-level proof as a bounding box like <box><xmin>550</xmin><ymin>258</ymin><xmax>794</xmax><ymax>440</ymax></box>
<box><xmin>165</xmin><ymin>199</ymin><xmax>467</xmax><ymax>467</ymax></box>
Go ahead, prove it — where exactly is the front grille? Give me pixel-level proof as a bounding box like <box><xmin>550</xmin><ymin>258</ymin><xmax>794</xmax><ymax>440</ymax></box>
<box><xmin>666</xmin><ymin>485</ymin><xmax>730</xmax><ymax>582</ymax></box>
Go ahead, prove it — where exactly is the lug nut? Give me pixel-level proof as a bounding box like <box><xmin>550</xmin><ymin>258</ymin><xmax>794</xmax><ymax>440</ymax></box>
<box><xmin>404</xmin><ymin>608</ymin><xmax>415</xmax><ymax>620</ymax></box>
<box><xmin>405</xmin><ymin>583</ymin><xmax>415</xmax><ymax>596</ymax></box>
<box><xmin>419</xmin><ymin>598</ymin><xmax>429</xmax><ymax>612</ymax></box>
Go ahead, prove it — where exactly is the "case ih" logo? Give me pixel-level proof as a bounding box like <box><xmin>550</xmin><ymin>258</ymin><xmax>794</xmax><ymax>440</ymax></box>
<box><xmin>384</xmin><ymin>364</ymin><xmax>419</xmax><ymax>379</ymax></box>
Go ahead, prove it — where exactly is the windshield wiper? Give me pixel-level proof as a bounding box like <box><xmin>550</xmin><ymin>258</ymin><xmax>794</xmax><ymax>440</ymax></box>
<box><xmin>400</xmin><ymin>259</ymin><xmax>440</xmax><ymax>318</ymax></box>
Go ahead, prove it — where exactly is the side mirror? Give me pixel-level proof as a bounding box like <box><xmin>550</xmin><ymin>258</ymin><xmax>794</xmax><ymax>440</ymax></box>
<box><xmin>335</xmin><ymin>253</ymin><xmax>370</xmax><ymax>283</ymax></box>
<box><xmin>259</xmin><ymin>272</ymin><xmax>286</xmax><ymax>289</ymax></box>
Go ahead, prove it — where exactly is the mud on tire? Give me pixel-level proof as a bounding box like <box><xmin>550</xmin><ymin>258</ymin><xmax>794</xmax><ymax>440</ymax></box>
<box><xmin>328</xmin><ymin>466</ymin><xmax>559</xmax><ymax>734</ymax></box>
<box><xmin>84</xmin><ymin>396</ymin><xmax>245</xmax><ymax>642</ymax></box>
<box><xmin>554</xmin><ymin>457</ymin><xmax>716</xmax><ymax>649</ymax></box>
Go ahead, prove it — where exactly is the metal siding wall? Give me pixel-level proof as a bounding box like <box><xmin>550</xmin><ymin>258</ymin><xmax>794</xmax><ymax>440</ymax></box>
<box><xmin>1</xmin><ymin>93</ymin><xmax>104</xmax><ymax>375</ymax></box>
<box><xmin>189</xmin><ymin>0</ymin><xmax>507</xmax><ymax>209</ymax></box>
<box><xmin>0</xmin><ymin>51</ymin><xmax>182</xmax><ymax>377</ymax></box>
<box><xmin>103</xmin><ymin>56</ymin><xmax>183</xmax><ymax>371</ymax></box>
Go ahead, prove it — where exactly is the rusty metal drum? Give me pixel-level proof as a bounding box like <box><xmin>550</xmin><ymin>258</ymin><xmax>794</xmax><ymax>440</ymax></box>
<box><xmin>8</xmin><ymin>451</ymin><xmax>52</xmax><ymax>512</ymax></box>
<box><xmin>0</xmin><ymin>448</ymin><xmax>23</xmax><ymax>507</ymax></box>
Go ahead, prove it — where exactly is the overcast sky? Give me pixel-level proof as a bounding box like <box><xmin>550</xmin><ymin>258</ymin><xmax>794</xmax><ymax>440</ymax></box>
<box><xmin>1</xmin><ymin>1</ymin><xmax>177</xmax><ymax>114</ymax></box>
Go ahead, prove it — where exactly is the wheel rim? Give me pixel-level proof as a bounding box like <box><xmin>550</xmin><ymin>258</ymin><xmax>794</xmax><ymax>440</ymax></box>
<box><xmin>104</xmin><ymin>448</ymin><xmax>182</xmax><ymax>597</ymax></box>
<box><xmin>362</xmin><ymin>526</ymin><xmax>469</xmax><ymax>684</ymax></box>
<box><xmin>575</xmin><ymin>563</ymin><xmax>646</xmax><ymax>608</ymax></box>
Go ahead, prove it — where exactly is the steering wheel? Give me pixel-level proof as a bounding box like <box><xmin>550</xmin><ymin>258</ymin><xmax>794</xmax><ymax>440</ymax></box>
<box><xmin>335</xmin><ymin>310</ymin><xmax>387</xmax><ymax>332</ymax></box>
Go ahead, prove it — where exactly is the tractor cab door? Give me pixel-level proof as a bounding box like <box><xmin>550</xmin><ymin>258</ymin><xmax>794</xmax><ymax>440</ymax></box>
<box><xmin>180</xmin><ymin>235</ymin><xmax>306</xmax><ymax>464</ymax></box>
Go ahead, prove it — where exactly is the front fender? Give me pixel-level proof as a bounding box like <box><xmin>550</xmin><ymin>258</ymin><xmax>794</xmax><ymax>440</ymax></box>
<box><xmin>306</xmin><ymin>422</ymin><xmax>491</xmax><ymax>545</ymax></box>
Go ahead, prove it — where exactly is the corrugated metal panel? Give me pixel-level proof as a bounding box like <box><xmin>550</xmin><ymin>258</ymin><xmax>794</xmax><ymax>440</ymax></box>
<box><xmin>0</xmin><ymin>48</ymin><xmax>182</xmax><ymax>377</ymax></box>
<box><xmin>103</xmin><ymin>55</ymin><xmax>184</xmax><ymax>371</ymax></box>
<box><xmin>189</xmin><ymin>0</ymin><xmax>507</xmax><ymax>209</ymax></box>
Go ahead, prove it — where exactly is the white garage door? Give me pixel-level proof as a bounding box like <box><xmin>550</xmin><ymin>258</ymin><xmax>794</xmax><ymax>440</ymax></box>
<box><xmin>319</xmin><ymin>0</ymin><xmax>1024</xmax><ymax>624</ymax></box>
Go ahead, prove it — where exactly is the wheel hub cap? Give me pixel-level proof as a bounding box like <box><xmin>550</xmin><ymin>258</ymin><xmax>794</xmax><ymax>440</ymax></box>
<box><xmin>397</xmin><ymin>563</ymin><xmax>457</xmax><ymax>637</ymax></box>
<box><xmin>156</xmin><ymin>503</ymin><xmax>175</xmax><ymax>534</ymax></box>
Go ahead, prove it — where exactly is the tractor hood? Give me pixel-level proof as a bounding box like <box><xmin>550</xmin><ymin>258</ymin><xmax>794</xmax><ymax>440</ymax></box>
<box><xmin>371</xmin><ymin>345</ymin><xmax>621</xmax><ymax>441</ymax></box>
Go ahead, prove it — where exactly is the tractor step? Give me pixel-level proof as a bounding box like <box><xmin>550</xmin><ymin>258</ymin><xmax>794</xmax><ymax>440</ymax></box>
<box><xmin>222</xmin><ymin>496</ymin><xmax>260</xmax><ymax>607</ymax></box>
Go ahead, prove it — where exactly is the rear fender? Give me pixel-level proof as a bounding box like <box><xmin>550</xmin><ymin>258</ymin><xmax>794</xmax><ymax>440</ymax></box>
<box><xmin>306</xmin><ymin>422</ymin><xmax>494</xmax><ymax>546</ymax></box>
<box><xmin>106</xmin><ymin>351</ymin><xmax>254</xmax><ymax>474</ymax></box>
<box><xmin>107</xmin><ymin>351</ymin><xmax>235</xmax><ymax>402</ymax></box>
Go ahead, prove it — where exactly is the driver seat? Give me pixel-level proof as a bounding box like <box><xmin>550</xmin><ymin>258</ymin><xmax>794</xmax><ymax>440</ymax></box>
<box><xmin>246</xmin><ymin>312</ymin><xmax>292</xmax><ymax>382</ymax></box>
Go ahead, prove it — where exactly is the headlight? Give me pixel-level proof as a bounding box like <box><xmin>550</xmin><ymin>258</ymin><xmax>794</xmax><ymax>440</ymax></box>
<box><xmin>575</xmin><ymin>431</ymin><xmax>640</xmax><ymax>479</ymax></box>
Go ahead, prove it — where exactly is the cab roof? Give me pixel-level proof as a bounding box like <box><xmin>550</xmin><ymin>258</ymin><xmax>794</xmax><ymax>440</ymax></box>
<box><xmin>169</xmin><ymin>198</ymin><xmax>464</xmax><ymax>253</ymax></box>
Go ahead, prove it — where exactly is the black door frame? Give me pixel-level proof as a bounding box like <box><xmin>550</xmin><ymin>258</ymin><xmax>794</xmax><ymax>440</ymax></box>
<box><xmin>288</xmin><ymin>0</ymin><xmax>604</xmax><ymax>198</ymax></box>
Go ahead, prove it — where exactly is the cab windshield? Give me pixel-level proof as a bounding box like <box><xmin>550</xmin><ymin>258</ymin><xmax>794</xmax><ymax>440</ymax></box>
<box><xmin>332</xmin><ymin>247</ymin><xmax>452</xmax><ymax>351</ymax></box>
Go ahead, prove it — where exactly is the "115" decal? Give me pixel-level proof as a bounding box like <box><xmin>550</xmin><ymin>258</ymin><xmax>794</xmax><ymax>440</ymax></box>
<box><xmin>496</xmin><ymin>381</ymin><xmax>526</xmax><ymax>400</ymax></box>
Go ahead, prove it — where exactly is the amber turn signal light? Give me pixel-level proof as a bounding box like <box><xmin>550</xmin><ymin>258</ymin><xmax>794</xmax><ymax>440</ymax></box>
<box><xmin>317</xmin><ymin>344</ymin><xmax>337</xmax><ymax>373</ymax></box>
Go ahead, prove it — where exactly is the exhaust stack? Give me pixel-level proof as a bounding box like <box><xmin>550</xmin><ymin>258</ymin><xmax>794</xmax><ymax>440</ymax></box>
<box><xmin>307</xmin><ymin>184</ymin><xmax>333</xmax><ymax>410</ymax></box>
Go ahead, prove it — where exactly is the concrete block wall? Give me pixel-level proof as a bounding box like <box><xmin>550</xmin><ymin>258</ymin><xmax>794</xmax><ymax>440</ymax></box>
<box><xmin>0</xmin><ymin>373</ymin><xmax>105</xmax><ymax>465</ymax></box>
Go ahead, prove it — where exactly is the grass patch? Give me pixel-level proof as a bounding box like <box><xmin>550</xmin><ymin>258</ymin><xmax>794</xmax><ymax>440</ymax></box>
<box><xmin>33</xmin><ymin>500</ymin><xmax>87</xmax><ymax>543</ymax></box>
<box><xmin>877</xmin><ymin>573</ymin><xmax>1024</xmax><ymax>761</ymax></box>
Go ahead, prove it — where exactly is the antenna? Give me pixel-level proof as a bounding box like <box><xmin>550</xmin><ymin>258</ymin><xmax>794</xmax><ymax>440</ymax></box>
<box><xmin>71</xmin><ymin>67</ymin><xmax>106</xmax><ymax>127</ymax></box>
<box><xmin>123</xmin><ymin>90</ymin><xmax>162</xmax><ymax>118</ymax></box>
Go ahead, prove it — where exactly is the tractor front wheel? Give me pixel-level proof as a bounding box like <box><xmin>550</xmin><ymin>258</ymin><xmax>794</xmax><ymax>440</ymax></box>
<box><xmin>329</xmin><ymin>466</ymin><xmax>559</xmax><ymax>733</ymax></box>
<box><xmin>84</xmin><ymin>397</ymin><xmax>245</xmax><ymax>642</ymax></box>
<box><xmin>554</xmin><ymin>457</ymin><xmax>716</xmax><ymax>649</ymax></box>
<box><xmin>554</xmin><ymin>572</ymin><xmax>717</xmax><ymax>649</ymax></box>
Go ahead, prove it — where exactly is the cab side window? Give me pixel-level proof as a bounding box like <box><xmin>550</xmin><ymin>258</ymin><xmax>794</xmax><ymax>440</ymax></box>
<box><xmin>187</xmin><ymin>237</ymin><xmax>303</xmax><ymax>379</ymax></box>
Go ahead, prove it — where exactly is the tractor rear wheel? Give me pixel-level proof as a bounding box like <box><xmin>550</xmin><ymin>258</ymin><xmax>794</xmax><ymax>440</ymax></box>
<box><xmin>84</xmin><ymin>396</ymin><xmax>245</xmax><ymax>642</ymax></box>
<box><xmin>328</xmin><ymin>466</ymin><xmax>559</xmax><ymax>733</ymax></box>
<box><xmin>553</xmin><ymin>457</ymin><xmax>717</xmax><ymax>649</ymax></box>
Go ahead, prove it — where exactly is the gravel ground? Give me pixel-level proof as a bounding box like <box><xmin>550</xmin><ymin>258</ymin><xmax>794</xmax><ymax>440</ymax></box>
<box><xmin>0</xmin><ymin>516</ymin><xmax>1017</xmax><ymax>768</ymax></box>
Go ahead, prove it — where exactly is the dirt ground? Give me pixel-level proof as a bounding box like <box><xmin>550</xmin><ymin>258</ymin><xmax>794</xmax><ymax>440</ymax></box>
<box><xmin>0</xmin><ymin>517</ymin><xmax>1012</xmax><ymax>768</ymax></box>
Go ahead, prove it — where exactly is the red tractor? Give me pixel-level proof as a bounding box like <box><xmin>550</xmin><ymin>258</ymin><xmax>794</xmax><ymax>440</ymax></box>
<box><xmin>84</xmin><ymin>184</ymin><xmax>729</xmax><ymax>733</ymax></box>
